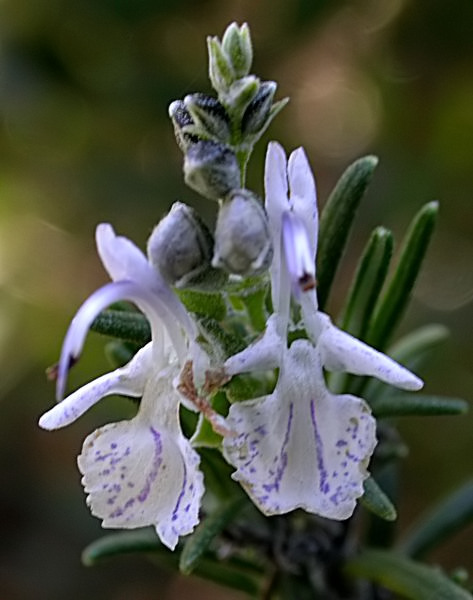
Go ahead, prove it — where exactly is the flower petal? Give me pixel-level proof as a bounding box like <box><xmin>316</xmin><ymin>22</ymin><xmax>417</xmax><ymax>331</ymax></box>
<box><xmin>96</xmin><ymin>223</ymin><xmax>154</xmax><ymax>285</ymax></box>
<box><xmin>224</xmin><ymin>315</ymin><xmax>284</xmax><ymax>376</ymax></box>
<box><xmin>55</xmin><ymin>281</ymin><xmax>172</xmax><ymax>401</ymax></box>
<box><xmin>317</xmin><ymin>313</ymin><xmax>424</xmax><ymax>391</ymax></box>
<box><xmin>282</xmin><ymin>212</ymin><xmax>316</xmax><ymax>298</ymax></box>
<box><xmin>96</xmin><ymin>223</ymin><xmax>197</xmax><ymax>346</ymax></box>
<box><xmin>264</xmin><ymin>142</ymin><xmax>291</xmax><ymax>317</ymax></box>
<box><xmin>78</xmin><ymin>374</ymin><xmax>204</xmax><ymax>551</ymax></box>
<box><xmin>287</xmin><ymin>147</ymin><xmax>318</xmax><ymax>257</ymax></box>
<box><xmin>224</xmin><ymin>340</ymin><xmax>377</xmax><ymax>519</ymax></box>
<box><xmin>39</xmin><ymin>345</ymin><xmax>151</xmax><ymax>430</ymax></box>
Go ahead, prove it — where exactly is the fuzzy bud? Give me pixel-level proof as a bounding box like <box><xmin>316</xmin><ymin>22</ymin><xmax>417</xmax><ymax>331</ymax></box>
<box><xmin>207</xmin><ymin>36</ymin><xmax>235</xmax><ymax>93</ymax></box>
<box><xmin>147</xmin><ymin>202</ymin><xmax>227</xmax><ymax>290</ymax></box>
<box><xmin>221</xmin><ymin>22</ymin><xmax>253</xmax><ymax>79</ymax></box>
<box><xmin>168</xmin><ymin>100</ymin><xmax>199</xmax><ymax>151</ymax></box>
<box><xmin>184</xmin><ymin>140</ymin><xmax>240</xmax><ymax>200</ymax></box>
<box><xmin>184</xmin><ymin>93</ymin><xmax>231</xmax><ymax>143</ymax></box>
<box><xmin>241</xmin><ymin>81</ymin><xmax>277</xmax><ymax>136</ymax></box>
<box><xmin>213</xmin><ymin>189</ymin><xmax>273</xmax><ymax>276</ymax></box>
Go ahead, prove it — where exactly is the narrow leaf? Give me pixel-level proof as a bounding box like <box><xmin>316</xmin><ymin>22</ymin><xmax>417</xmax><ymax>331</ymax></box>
<box><xmin>367</xmin><ymin>201</ymin><xmax>439</xmax><ymax>350</ymax></box>
<box><xmin>339</xmin><ymin>226</ymin><xmax>394</xmax><ymax>338</ymax></box>
<box><xmin>346</xmin><ymin>549</ymin><xmax>472</xmax><ymax>600</ymax></box>
<box><xmin>82</xmin><ymin>529</ymin><xmax>167</xmax><ymax>567</ymax></box>
<box><xmin>361</xmin><ymin>477</ymin><xmax>397</xmax><ymax>521</ymax></box>
<box><xmin>82</xmin><ymin>529</ymin><xmax>261</xmax><ymax>595</ymax></box>
<box><xmin>317</xmin><ymin>155</ymin><xmax>378</xmax><ymax>309</ymax></box>
<box><xmin>371</xmin><ymin>394</ymin><xmax>468</xmax><ymax>418</ymax></box>
<box><xmin>91</xmin><ymin>309</ymin><xmax>151</xmax><ymax>345</ymax></box>
<box><xmin>399</xmin><ymin>480</ymin><xmax>473</xmax><ymax>559</ymax></box>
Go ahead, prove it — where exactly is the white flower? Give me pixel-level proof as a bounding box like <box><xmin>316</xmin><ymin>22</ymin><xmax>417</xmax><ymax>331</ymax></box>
<box><xmin>223</xmin><ymin>142</ymin><xmax>423</xmax><ymax>519</ymax></box>
<box><xmin>39</xmin><ymin>224</ymin><xmax>209</xmax><ymax>550</ymax></box>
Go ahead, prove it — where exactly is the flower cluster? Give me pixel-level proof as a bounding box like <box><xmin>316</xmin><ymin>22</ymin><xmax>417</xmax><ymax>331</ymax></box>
<box><xmin>39</xmin><ymin>22</ymin><xmax>424</xmax><ymax>552</ymax></box>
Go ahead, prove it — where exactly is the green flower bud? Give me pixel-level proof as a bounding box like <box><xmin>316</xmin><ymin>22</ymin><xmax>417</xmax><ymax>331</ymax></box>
<box><xmin>147</xmin><ymin>202</ymin><xmax>227</xmax><ymax>290</ymax></box>
<box><xmin>221</xmin><ymin>22</ymin><xmax>253</xmax><ymax>79</ymax></box>
<box><xmin>241</xmin><ymin>81</ymin><xmax>277</xmax><ymax>136</ymax></box>
<box><xmin>184</xmin><ymin>93</ymin><xmax>231</xmax><ymax>143</ymax></box>
<box><xmin>207</xmin><ymin>36</ymin><xmax>235</xmax><ymax>93</ymax></box>
<box><xmin>213</xmin><ymin>189</ymin><xmax>273</xmax><ymax>276</ymax></box>
<box><xmin>224</xmin><ymin>75</ymin><xmax>260</xmax><ymax>118</ymax></box>
<box><xmin>184</xmin><ymin>140</ymin><xmax>240</xmax><ymax>200</ymax></box>
<box><xmin>168</xmin><ymin>100</ymin><xmax>199</xmax><ymax>151</ymax></box>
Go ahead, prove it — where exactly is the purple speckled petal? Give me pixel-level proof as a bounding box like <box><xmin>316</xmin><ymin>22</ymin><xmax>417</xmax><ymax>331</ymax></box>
<box><xmin>223</xmin><ymin>340</ymin><xmax>377</xmax><ymax>519</ymax></box>
<box><xmin>77</xmin><ymin>365</ymin><xmax>204</xmax><ymax>551</ymax></box>
<box><xmin>78</xmin><ymin>419</ymin><xmax>203</xmax><ymax>551</ymax></box>
<box><xmin>317</xmin><ymin>313</ymin><xmax>424</xmax><ymax>391</ymax></box>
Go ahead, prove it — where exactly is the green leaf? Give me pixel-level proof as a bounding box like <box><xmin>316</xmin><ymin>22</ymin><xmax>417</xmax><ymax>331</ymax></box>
<box><xmin>91</xmin><ymin>309</ymin><xmax>151</xmax><ymax>345</ymax></box>
<box><xmin>317</xmin><ymin>155</ymin><xmax>378</xmax><ymax>309</ymax></box>
<box><xmin>177</xmin><ymin>289</ymin><xmax>227</xmax><ymax>321</ymax></box>
<box><xmin>339</xmin><ymin>226</ymin><xmax>394</xmax><ymax>338</ymax></box>
<box><xmin>82</xmin><ymin>528</ymin><xmax>168</xmax><ymax>567</ymax></box>
<box><xmin>367</xmin><ymin>201</ymin><xmax>439</xmax><ymax>351</ymax></box>
<box><xmin>180</xmin><ymin>496</ymin><xmax>246</xmax><ymax>575</ymax></box>
<box><xmin>399</xmin><ymin>480</ymin><xmax>473</xmax><ymax>559</ymax></box>
<box><xmin>361</xmin><ymin>477</ymin><xmax>397</xmax><ymax>521</ymax></box>
<box><xmin>346</xmin><ymin>549</ymin><xmax>472</xmax><ymax>600</ymax></box>
<box><xmin>82</xmin><ymin>529</ymin><xmax>262</xmax><ymax>596</ymax></box>
<box><xmin>370</xmin><ymin>394</ymin><xmax>468</xmax><ymax>418</ymax></box>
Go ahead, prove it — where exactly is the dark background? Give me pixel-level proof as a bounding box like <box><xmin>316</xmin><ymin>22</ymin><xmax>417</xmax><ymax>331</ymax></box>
<box><xmin>0</xmin><ymin>0</ymin><xmax>471</xmax><ymax>598</ymax></box>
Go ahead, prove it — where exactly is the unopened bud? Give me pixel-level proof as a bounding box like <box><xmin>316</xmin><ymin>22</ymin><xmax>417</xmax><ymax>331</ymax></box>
<box><xmin>213</xmin><ymin>189</ymin><xmax>273</xmax><ymax>276</ymax></box>
<box><xmin>207</xmin><ymin>36</ymin><xmax>235</xmax><ymax>93</ymax></box>
<box><xmin>184</xmin><ymin>140</ymin><xmax>240</xmax><ymax>200</ymax></box>
<box><xmin>184</xmin><ymin>93</ymin><xmax>231</xmax><ymax>143</ymax></box>
<box><xmin>224</xmin><ymin>75</ymin><xmax>260</xmax><ymax>118</ymax></box>
<box><xmin>241</xmin><ymin>81</ymin><xmax>277</xmax><ymax>136</ymax></box>
<box><xmin>168</xmin><ymin>100</ymin><xmax>199</xmax><ymax>151</ymax></box>
<box><xmin>221</xmin><ymin>22</ymin><xmax>253</xmax><ymax>79</ymax></box>
<box><xmin>147</xmin><ymin>202</ymin><xmax>227</xmax><ymax>290</ymax></box>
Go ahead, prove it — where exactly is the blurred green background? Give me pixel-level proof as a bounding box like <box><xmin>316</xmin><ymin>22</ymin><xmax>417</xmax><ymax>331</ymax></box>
<box><xmin>0</xmin><ymin>0</ymin><xmax>471</xmax><ymax>598</ymax></box>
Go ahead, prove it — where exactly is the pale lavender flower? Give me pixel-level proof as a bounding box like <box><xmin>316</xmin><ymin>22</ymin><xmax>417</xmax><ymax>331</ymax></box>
<box><xmin>39</xmin><ymin>224</ymin><xmax>209</xmax><ymax>550</ymax></box>
<box><xmin>223</xmin><ymin>142</ymin><xmax>422</xmax><ymax>519</ymax></box>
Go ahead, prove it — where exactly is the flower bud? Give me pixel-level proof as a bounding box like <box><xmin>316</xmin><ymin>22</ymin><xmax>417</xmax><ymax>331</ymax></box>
<box><xmin>184</xmin><ymin>140</ymin><xmax>240</xmax><ymax>200</ymax></box>
<box><xmin>225</xmin><ymin>75</ymin><xmax>260</xmax><ymax>118</ymax></box>
<box><xmin>213</xmin><ymin>189</ymin><xmax>273</xmax><ymax>276</ymax></box>
<box><xmin>168</xmin><ymin>100</ymin><xmax>199</xmax><ymax>151</ymax></box>
<box><xmin>241</xmin><ymin>81</ymin><xmax>277</xmax><ymax>136</ymax></box>
<box><xmin>207</xmin><ymin>36</ymin><xmax>235</xmax><ymax>93</ymax></box>
<box><xmin>221</xmin><ymin>22</ymin><xmax>253</xmax><ymax>79</ymax></box>
<box><xmin>184</xmin><ymin>93</ymin><xmax>231</xmax><ymax>143</ymax></box>
<box><xmin>147</xmin><ymin>202</ymin><xmax>227</xmax><ymax>290</ymax></box>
